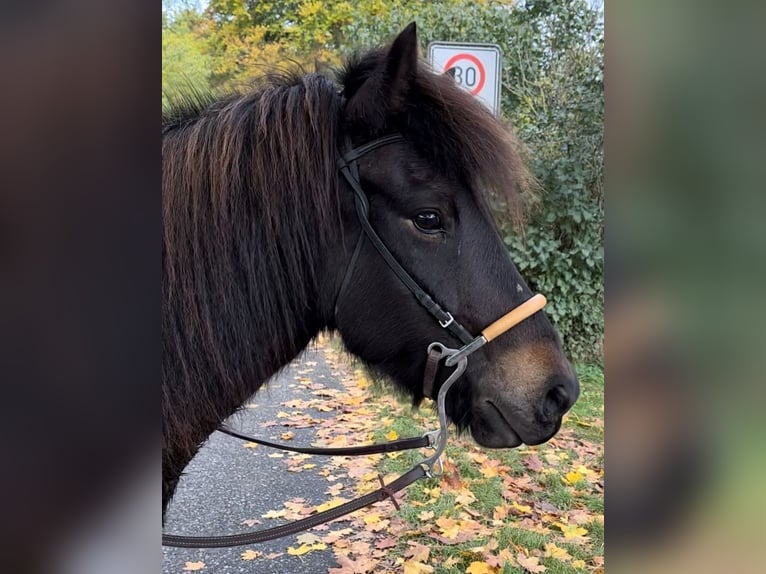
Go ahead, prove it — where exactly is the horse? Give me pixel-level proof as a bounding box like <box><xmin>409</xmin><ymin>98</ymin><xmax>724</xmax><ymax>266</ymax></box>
<box><xmin>162</xmin><ymin>22</ymin><xmax>579</xmax><ymax>513</ymax></box>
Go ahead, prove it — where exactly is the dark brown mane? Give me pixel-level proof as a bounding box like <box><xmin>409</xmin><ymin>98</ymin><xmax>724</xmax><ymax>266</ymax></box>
<box><xmin>162</xmin><ymin>72</ymin><xmax>344</xmax><ymax>480</ymax></box>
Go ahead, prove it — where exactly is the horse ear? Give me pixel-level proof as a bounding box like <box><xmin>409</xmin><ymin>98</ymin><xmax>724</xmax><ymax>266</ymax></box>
<box><xmin>444</xmin><ymin>67</ymin><xmax>457</xmax><ymax>80</ymax></box>
<box><xmin>384</xmin><ymin>22</ymin><xmax>419</xmax><ymax>111</ymax></box>
<box><xmin>344</xmin><ymin>22</ymin><xmax>419</xmax><ymax>130</ymax></box>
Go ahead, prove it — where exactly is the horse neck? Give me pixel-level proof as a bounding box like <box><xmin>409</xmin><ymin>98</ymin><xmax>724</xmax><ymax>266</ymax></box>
<box><xmin>162</xmin><ymin>220</ymin><xmax>333</xmax><ymax>486</ymax></box>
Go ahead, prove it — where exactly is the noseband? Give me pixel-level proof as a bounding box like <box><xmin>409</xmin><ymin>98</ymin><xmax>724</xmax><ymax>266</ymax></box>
<box><xmin>162</xmin><ymin>134</ymin><xmax>547</xmax><ymax>548</ymax></box>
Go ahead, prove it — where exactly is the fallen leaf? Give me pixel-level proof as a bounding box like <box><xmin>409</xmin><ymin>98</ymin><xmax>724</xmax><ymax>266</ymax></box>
<box><xmin>572</xmin><ymin>559</ymin><xmax>586</xmax><ymax>569</ymax></box>
<box><xmin>466</xmin><ymin>561</ymin><xmax>497</xmax><ymax>574</ymax></box>
<box><xmin>516</xmin><ymin>553</ymin><xmax>547</xmax><ymax>573</ymax></box>
<box><xmin>480</xmin><ymin>464</ymin><xmax>499</xmax><ymax>478</ymax></box>
<box><xmin>241</xmin><ymin>549</ymin><xmax>261</xmax><ymax>560</ymax></box>
<box><xmin>544</xmin><ymin>543</ymin><xmax>572</xmax><ymax>561</ymax></box>
<box><xmin>422</xmin><ymin>486</ymin><xmax>440</xmax><ymax>500</ymax></box>
<box><xmin>182</xmin><ymin>562</ymin><xmax>205</xmax><ymax>571</ymax></box>
<box><xmin>296</xmin><ymin>533</ymin><xmax>321</xmax><ymax>545</ymax></box>
<box><xmin>511</xmin><ymin>501</ymin><xmax>533</xmax><ymax>514</ymax></box>
<box><xmin>435</xmin><ymin>517</ymin><xmax>460</xmax><ymax>540</ymax></box>
<box><xmin>316</xmin><ymin>498</ymin><xmax>347</xmax><ymax>513</ymax></box>
<box><xmin>326</xmin><ymin>483</ymin><xmax>344</xmax><ymax>496</ymax></box>
<box><xmin>385</xmin><ymin>429</ymin><xmax>399</xmax><ymax>441</ymax></box>
<box><xmin>280</xmin><ymin>431</ymin><xmax>295</xmax><ymax>441</ymax></box>
<box><xmin>524</xmin><ymin>454</ymin><xmax>544</xmax><ymax>472</ymax></box>
<box><xmin>375</xmin><ymin>537</ymin><xmax>397</xmax><ymax>550</ymax></box>
<box><xmin>417</xmin><ymin>510</ymin><xmax>435</xmax><ymax>521</ymax></box>
<box><xmin>563</xmin><ymin>471</ymin><xmax>584</xmax><ymax>485</ymax></box>
<box><xmin>287</xmin><ymin>544</ymin><xmax>313</xmax><ymax>556</ymax></box>
<box><xmin>261</xmin><ymin>509</ymin><xmax>286</xmax><ymax>519</ymax></box>
<box><xmin>403</xmin><ymin>561</ymin><xmax>434</xmax><ymax>574</ymax></box>
<box><xmin>404</xmin><ymin>541</ymin><xmax>430</xmax><ymax>562</ymax></box>
<box><xmin>558</xmin><ymin>523</ymin><xmax>588</xmax><ymax>540</ymax></box>
<box><xmin>243</xmin><ymin>442</ymin><xmax>258</xmax><ymax>449</ymax></box>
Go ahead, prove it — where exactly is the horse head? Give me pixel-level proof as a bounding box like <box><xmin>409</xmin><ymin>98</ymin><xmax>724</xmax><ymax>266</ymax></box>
<box><xmin>330</xmin><ymin>23</ymin><xmax>579</xmax><ymax>448</ymax></box>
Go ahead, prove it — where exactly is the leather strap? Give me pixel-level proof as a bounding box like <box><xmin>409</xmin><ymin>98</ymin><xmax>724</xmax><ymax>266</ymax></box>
<box><xmin>337</xmin><ymin>135</ymin><xmax>474</xmax><ymax>345</ymax></box>
<box><xmin>162</xmin><ymin>465</ymin><xmax>427</xmax><ymax>548</ymax></box>
<box><xmin>422</xmin><ymin>347</ymin><xmax>443</xmax><ymax>399</ymax></box>
<box><xmin>217</xmin><ymin>425</ymin><xmax>430</xmax><ymax>456</ymax></box>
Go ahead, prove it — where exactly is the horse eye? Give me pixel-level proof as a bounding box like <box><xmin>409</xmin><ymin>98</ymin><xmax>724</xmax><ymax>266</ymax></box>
<box><xmin>413</xmin><ymin>211</ymin><xmax>442</xmax><ymax>232</ymax></box>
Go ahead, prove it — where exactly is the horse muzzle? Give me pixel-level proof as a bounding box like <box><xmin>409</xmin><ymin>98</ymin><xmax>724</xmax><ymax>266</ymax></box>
<box><xmin>468</xmin><ymin>347</ymin><xmax>579</xmax><ymax>448</ymax></box>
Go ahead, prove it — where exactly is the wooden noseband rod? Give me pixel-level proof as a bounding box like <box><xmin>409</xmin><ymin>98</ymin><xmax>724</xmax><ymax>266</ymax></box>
<box><xmin>444</xmin><ymin>294</ymin><xmax>547</xmax><ymax>367</ymax></box>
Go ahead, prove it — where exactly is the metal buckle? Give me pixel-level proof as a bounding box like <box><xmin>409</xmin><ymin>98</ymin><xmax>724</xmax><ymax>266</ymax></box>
<box><xmin>439</xmin><ymin>312</ymin><xmax>454</xmax><ymax>328</ymax></box>
<box><xmin>423</xmin><ymin>430</ymin><xmax>441</xmax><ymax>448</ymax></box>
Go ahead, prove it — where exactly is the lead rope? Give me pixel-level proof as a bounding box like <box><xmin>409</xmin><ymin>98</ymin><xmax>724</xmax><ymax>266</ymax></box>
<box><xmin>162</xmin><ymin>356</ymin><xmax>466</xmax><ymax>549</ymax></box>
<box><xmin>162</xmin><ymin>296</ymin><xmax>545</xmax><ymax>548</ymax></box>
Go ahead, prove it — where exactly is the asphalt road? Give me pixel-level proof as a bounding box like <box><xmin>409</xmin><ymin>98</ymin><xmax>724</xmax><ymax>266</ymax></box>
<box><xmin>162</xmin><ymin>344</ymin><xmax>352</xmax><ymax>574</ymax></box>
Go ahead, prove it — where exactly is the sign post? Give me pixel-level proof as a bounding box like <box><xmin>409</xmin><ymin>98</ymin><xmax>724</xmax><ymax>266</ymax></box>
<box><xmin>427</xmin><ymin>42</ymin><xmax>503</xmax><ymax>117</ymax></box>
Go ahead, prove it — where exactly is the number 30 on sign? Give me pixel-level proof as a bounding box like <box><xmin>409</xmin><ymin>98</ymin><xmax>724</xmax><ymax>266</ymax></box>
<box><xmin>427</xmin><ymin>42</ymin><xmax>502</xmax><ymax>118</ymax></box>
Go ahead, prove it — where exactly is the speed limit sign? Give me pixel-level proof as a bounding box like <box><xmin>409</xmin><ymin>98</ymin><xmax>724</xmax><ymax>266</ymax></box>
<box><xmin>427</xmin><ymin>42</ymin><xmax>502</xmax><ymax>117</ymax></box>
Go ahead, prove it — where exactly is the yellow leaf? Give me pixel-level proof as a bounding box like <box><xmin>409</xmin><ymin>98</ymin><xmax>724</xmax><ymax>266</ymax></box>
<box><xmin>436</xmin><ymin>517</ymin><xmax>460</xmax><ymax>540</ymax></box>
<box><xmin>544</xmin><ymin>543</ymin><xmax>571</xmax><ymax>561</ymax></box>
<box><xmin>287</xmin><ymin>544</ymin><xmax>312</xmax><ymax>556</ymax></box>
<box><xmin>364</xmin><ymin>512</ymin><xmax>381</xmax><ymax>525</ymax></box>
<box><xmin>403</xmin><ymin>561</ymin><xmax>434</xmax><ymax>574</ymax></box>
<box><xmin>512</xmin><ymin>500</ymin><xmax>533</xmax><ymax>514</ymax></box>
<box><xmin>316</xmin><ymin>498</ymin><xmax>346</xmax><ymax>513</ymax></box>
<box><xmin>559</xmin><ymin>523</ymin><xmax>588</xmax><ymax>539</ymax></box>
<box><xmin>385</xmin><ymin>429</ymin><xmax>399</xmax><ymax>441</ymax></box>
<box><xmin>563</xmin><ymin>471</ymin><xmax>584</xmax><ymax>485</ymax></box>
<box><xmin>261</xmin><ymin>509</ymin><xmax>286</xmax><ymax>519</ymax></box>
<box><xmin>572</xmin><ymin>559</ymin><xmax>586</xmax><ymax>569</ymax></box>
<box><xmin>480</xmin><ymin>465</ymin><xmax>499</xmax><ymax>478</ymax></box>
<box><xmin>466</xmin><ymin>561</ymin><xmax>497</xmax><ymax>574</ymax></box>
<box><xmin>423</xmin><ymin>486</ymin><xmax>441</xmax><ymax>499</ymax></box>
<box><xmin>418</xmin><ymin>510</ymin><xmax>435</xmax><ymax>521</ymax></box>
<box><xmin>183</xmin><ymin>562</ymin><xmax>205</xmax><ymax>571</ymax></box>
<box><xmin>280</xmin><ymin>431</ymin><xmax>295</xmax><ymax>441</ymax></box>
<box><xmin>243</xmin><ymin>442</ymin><xmax>258</xmax><ymax>449</ymax></box>
<box><xmin>240</xmin><ymin>549</ymin><xmax>261</xmax><ymax>560</ymax></box>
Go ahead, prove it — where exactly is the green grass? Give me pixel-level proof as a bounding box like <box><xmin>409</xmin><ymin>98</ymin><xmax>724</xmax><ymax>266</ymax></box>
<box><xmin>328</xmin><ymin>352</ymin><xmax>604</xmax><ymax>573</ymax></box>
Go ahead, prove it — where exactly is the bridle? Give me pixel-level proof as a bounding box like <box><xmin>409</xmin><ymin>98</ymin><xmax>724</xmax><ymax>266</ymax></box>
<box><xmin>335</xmin><ymin>134</ymin><xmax>475</xmax><ymax>349</ymax></box>
<box><xmin>162</xmin><ymin>134</ymin><xmax>547</xmax><ymax>548</ymax></box>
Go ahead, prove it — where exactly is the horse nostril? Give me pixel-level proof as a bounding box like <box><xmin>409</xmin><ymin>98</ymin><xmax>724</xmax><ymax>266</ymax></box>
<box><xmin>544</xmin><ymin>375</ymin><xmax>579</xmax><ymax>418</ymax></box>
